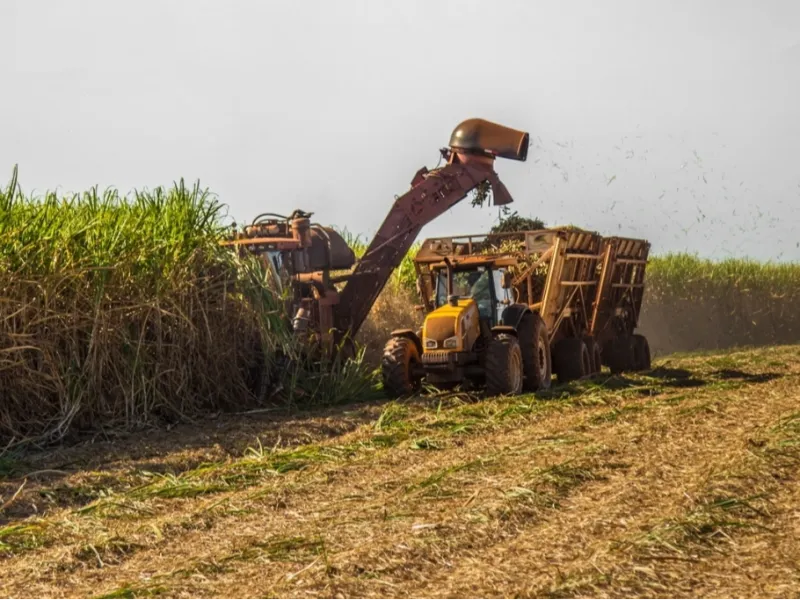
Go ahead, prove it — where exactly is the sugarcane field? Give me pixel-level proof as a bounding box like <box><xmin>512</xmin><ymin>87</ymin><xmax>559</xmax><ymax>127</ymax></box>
<box><xmin>2</xmin><ymin>2</ymin><xmax>799</xmax><ymax>599</ymax></box>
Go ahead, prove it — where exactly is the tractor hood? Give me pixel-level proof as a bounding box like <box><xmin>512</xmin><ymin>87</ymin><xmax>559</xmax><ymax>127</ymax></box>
<box><xmin>422</xmin><ymin>298</ymin><xmax>476</xmax><ymax>351</ymax></box>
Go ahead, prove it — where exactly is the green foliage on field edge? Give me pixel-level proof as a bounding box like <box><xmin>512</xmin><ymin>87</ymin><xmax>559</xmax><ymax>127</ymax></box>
<box><xmin>0</xmin><ymin>167</ymin><xmax>378</xmax><ymax>446</ymax></box>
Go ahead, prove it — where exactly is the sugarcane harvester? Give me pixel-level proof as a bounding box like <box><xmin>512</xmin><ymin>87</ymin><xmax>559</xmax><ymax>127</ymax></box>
<box><xmin>221</xmin><ymin>118</ymin><xmax>529</xmax><ymax>359</ymax></box>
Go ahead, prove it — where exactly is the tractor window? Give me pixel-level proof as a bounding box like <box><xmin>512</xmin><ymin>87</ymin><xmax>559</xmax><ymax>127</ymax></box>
<box><xmin>435</xmin><ymin>268</ymin><xmax>493</xmax><ymax>320</ymax></box>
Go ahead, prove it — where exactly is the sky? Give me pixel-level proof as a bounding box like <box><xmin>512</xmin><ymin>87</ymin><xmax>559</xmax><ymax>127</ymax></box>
<box><xmin>2</xmin><ymin>0</ymin><xmax>799</xmax><ymax>261</ymax></box>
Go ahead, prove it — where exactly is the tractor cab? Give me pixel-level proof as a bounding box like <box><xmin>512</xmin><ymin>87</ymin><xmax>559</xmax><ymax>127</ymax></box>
<box><xmin>432</xmin><ymin>263</ymin><xmax>513</xmax><ymax>328</ymax></box>
<box><xmin>417</xmin><ymin>260</ymin><xmax>515</xmax><ymax>361</ymax></box>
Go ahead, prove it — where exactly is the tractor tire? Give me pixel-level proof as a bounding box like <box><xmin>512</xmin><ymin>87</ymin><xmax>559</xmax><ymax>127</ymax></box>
<box><xmin>632</xmin><ymin>334</ymin><xmax>651</xmax><ymax>371</ymax></box>
<box><xmin>381</xmin><ymin>337</ymin><xmax>421</xmax><ymax>398</ymax></box>
<box><xmin>583</xmin><ymin>336</ymin><xmax>603</xmax><ymax>376</ymax></box>
<box><xmin>485</xmin><ymin>334</ymin><xmax>524</xmax><ymax>396</ymax></box>
<box><xmin>553</xmin><ymin>338</ymin><xmax>591</xmax><ymax>383</ymax></box>
<box><xmin>517</xmin><ymin>312</ymin><xmax>552</xmax><ymax>392</ymax></box>
<box><xmin>605</xmin><ymin>336</ymin><xmax>634</xmax><ymax>375</ymax></box>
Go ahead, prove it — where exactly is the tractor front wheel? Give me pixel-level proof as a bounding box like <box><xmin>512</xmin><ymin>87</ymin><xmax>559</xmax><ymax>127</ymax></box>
<box><xmin>381</xmin><ymin>337</ymin><xmax>422</xmax><ymax>398</ymax></box>
<box><xmin>485</xmin><ymin>334</ymin><xmax>524</xmax><ymax>396</ymax></box>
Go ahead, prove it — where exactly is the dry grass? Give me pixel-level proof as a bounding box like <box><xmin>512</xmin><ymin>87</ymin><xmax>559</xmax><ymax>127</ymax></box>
<box><xmin>0</xmin><ymin>345</ymin><xmax>798</xmax><ymax>598</ymax></box>
<box><xmin>356</xmin><ymin>285</ymin><xmax>422</xmax><ymax>360</ymax></box>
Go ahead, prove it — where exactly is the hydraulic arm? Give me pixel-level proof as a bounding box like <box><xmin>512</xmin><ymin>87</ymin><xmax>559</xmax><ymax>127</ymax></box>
<box><xmin>333</xmin><ymin>118</ymin><xmax>529</xmax><ymax>339</ymax></box>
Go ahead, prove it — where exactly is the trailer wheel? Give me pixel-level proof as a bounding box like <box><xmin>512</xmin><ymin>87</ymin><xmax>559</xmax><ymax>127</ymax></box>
<box><xmin>518</xmin><ymin>313</ymin><xmax>552</xmax><ymax>391</ymax></box>
<box><xmin>381</xmin><ymin>337</ymin><xmax>421</xmax><ymax>398</ymax></box>
<box><xmin>485</xmin><ymin>334</ymin><xmax>524</xmax><ymax>396</ymax></box>
<box><xmin>553</xmin><ymin>338</ymin><xmax>591</xmax><ymax>383</ymax></box>
<box><xmin>583</xmin><ymin>336</ymin><xmax>603</xmax><ymax>375</ymax></box>
<box><xmin>632</xmin><ymin>334</ymin><xmax>651</xmax><ymax>371</ymax></box>
<box><xmin>605</xmin><ymin>336</ymin><xmax>634</xmax><ymax>375</ymax></box>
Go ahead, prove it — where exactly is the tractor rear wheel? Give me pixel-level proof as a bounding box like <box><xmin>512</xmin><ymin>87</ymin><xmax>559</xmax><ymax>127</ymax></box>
<box><xmin>485</xmin><ymin>334</ymin><xmax>524</xmax><ymax>396</ymax></box>
<box><xmin>518</xmin><ymin>313</ymin><xmax>552</xmax><ymax>391</ymax></box>
<box><xmin>632</xmin><ymin>334</ymin><xmax>651</xmax><ymax>371</ymax></box>
<box><xmin>583</xmin><ymin>336</ymin><xmax>602</xmax><ymax>375</ymax></box>
<box><xmin>553</xmin><ymin>338</ymin><xmax>591</xmax><ymax>383</ymax></box>
<box><xmin>381</xmin><ymin>337</ymin><xmax>421</xmax><ymax>398</ymax></box>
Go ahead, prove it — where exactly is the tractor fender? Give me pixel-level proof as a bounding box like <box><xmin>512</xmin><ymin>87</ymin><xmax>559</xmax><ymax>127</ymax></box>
<box><xmin>498</xmin><ymin>303</ymin><xmax>532</xmax><ymax>330</ymax></box>
<box><xmin>390</xmin><ymin>329</ymin><xmax>423</xmax><ymax>355</ymax></box>
<box><xmin>491</xmin><ymin>325</ymin><xmax>518</xmax><ymax>337</ymax></box>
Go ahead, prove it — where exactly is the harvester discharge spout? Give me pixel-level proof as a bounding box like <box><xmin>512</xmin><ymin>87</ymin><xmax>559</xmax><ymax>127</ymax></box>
<box><xmin>448</xmin><ymin>118</ymin><xmax>529</xmax><ymax>162</ymax></box>
<box><xmin>333</xmin><ymin>118</ymin><xmax>529</xmax><ymax>343</ymax></box>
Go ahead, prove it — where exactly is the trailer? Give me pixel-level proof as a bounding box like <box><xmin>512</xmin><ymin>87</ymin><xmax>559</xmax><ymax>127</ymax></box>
<box><xmin>590</xmin><ymin>236</ymin><xmax>652</xmax><ymax>373</ymax></box>
<box><xmin>381</xmin><ymin>228</ymin><xmax>651</xmax><ymax>397</ymax></box>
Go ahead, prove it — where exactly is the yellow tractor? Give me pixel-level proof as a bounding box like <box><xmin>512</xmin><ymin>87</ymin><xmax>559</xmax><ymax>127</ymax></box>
<box><xmin>381</xmin><ymin>228</ymin><xmax>651</xmax><ymax>397</ymax></box>
<box><xmin>382</xmin><ymin>254</ymin><xmax>552</xmax><ymax>396</ymax></box>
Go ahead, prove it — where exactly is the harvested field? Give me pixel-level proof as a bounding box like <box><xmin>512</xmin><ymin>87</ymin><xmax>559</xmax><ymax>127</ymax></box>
<box><xmin>1</xmin><ymin>344</ymin><xmax>799</xmax><ymax>598</ymax></box>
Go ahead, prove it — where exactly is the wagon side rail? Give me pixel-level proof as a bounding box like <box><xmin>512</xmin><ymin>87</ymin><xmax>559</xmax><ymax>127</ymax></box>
<box><xmin>538</xmin><ymin>230</ymin><xmax>606</xmax><ymax>342</ymax></box>
<box><xmin>590</xmin><ymin>236</ymin><xmax>651</xmax><ymax>345</ymax></box>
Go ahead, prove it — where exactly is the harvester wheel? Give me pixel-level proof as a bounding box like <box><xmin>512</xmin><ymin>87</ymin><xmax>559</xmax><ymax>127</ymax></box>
<box><xmin>553</xmin><ymin>338</ymin><xmax>591</xmax><ymax>383</ymax></box>
<box><xmin>485</xmin><ymin>334</ymin><xmax>524</xmax><ymax>396</ymax></box>
<box><xmin>583</xmin><ymin>336</ymin><xmax>603</xmax><ymax>375</ymax></box>
<box><xmin>518</xmin><ymin>313</ymin><xmax>552</xmax><ymax>391</ymax></box>
<box><xmin>381</xmin><ymin>337</ymin><xmax>421</xmax><ymax>398</ymax></box>
<box><xmin>605</xmin><ymin>336</ymin><xmax>634</xmax><ymax>375</ymax></box>
<box><xmin>632</xmin><ymin>334</ymin><xmax>651</xmax><ymax>371</ymax></box>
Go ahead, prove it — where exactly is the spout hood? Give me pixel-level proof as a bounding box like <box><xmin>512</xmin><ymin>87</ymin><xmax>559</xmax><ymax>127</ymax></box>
<box><xmin>489</xmin><ymin>177</ymin><xmax>514</xmax><ymax>206</ymax></box>
<box><xmin>449</xmin><ymin>118</ymin><xmax>529</xmax><ymax>162</ymax></box>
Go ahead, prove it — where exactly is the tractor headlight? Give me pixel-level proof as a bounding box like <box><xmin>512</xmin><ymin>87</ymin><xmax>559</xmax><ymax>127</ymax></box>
<box><xmin>443</xmin><ymin>336</ymin><xmax>459</xmax><ymax>349</ymax></box>
<box><xmin>424</xmin><ymin>338</ymin><xmax>438</xmax><ymax>349</ymax></box>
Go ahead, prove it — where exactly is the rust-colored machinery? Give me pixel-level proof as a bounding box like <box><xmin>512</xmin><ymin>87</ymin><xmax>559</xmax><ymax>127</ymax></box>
<box><xmin>221</xmin><ymin>118</ymin><xmax>529</xmax><ymax>357</ymax></box>
<box><xmin>381</xmin><ymin>228</ymin><xmax>651</xmax><ymax>397</ymax></box>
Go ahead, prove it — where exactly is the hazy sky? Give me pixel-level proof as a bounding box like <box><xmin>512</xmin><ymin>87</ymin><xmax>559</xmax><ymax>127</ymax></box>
<box><xmin>2</xmin><ymin>0</ymin><xmax>799</xmax><ymax>260</ymax></box>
